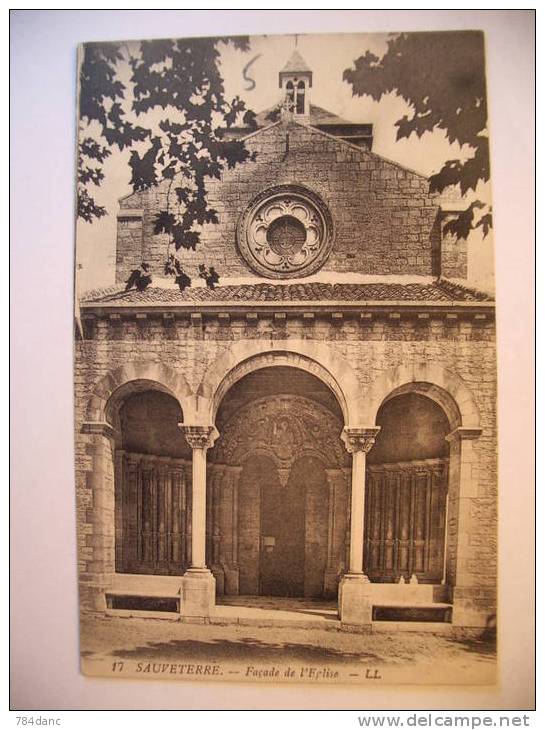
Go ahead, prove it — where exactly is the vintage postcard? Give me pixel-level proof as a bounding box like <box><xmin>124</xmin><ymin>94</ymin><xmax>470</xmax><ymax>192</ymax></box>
<box><xmin>74</xmin><ymin>30</ymin><xmax>497</xmax><ymax>684</ymax></box>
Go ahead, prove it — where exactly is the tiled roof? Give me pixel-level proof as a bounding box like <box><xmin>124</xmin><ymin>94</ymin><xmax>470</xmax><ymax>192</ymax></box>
<box><xmin>81</xmin><ymin>280</ymin><xmax>493</xmax><ymax>306</ymax></box>
<box><xmin>309</xmin><ymin>105</ymin><xmax>360</xmax><ymax>127</ymax></box>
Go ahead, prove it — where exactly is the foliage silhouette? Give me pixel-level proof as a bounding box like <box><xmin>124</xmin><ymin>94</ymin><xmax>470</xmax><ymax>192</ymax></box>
<box><xmin>344</xmin><ymin>31</ymin><xmax>491</xmax><ymax>239</ymax></box>
<box><xmin>78</xmin><ymin>36</ymin><xmax>256</xmax><ymax>262</ymax></box>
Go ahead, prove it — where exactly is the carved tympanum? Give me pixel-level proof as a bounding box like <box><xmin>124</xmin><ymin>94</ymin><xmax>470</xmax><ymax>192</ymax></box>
<box><xmin>214</xmin><ymin>394</ymin><xmax>348</xmax><ymax>468</ymax></box>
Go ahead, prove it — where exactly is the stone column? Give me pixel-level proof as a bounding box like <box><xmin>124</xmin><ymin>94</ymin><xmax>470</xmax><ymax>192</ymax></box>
<box><xmin>113</xmin><ymin>449</ymin><xmax>125</xmax><ymax>571</ymax></box>
<box><xmin>445</xmin><ymin>426</ymin><xmax>487</xmax><ymax>627</ymax></box>
<box><xmin>80</xmin><ymin>421</ymin><xmax>117</xmax><ymax>613</ymax></box>
<box><xmin>179</xmin><ymin>424</ymin><xmax>219</xmax><ymax>618</ymax></box>
<box><xmin>337</xmin><ymin>426</ymin><xmax>380</xmax><ymax>626</ymax></box>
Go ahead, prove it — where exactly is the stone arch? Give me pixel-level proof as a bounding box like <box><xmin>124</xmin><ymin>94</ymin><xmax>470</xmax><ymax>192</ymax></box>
<box><xmin>362</xmin><ymin>362</ymin><xmax>480</xmax><ymax>430</ymax></box>
<box><xmin>85</xmin><ymin>360</ymin><xmax>194</xmax><ymax>425</ymax></box>
<box><xmin>197</xmin><ymin>340</ymin><xmax>365</xmax><ymax>427</ymax></box>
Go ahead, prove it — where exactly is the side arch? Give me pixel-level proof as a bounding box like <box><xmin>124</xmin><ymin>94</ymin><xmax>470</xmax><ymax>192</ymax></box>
<box><xmin>362</xmin><ymin>362</ymin><xmax>480</xmax><ymax>430</ymax></box>
<box><xmin>197</xmin><ymin>340</ymin><xmax>365</xmax><ymax>427</ymax></box>
<box><xmin>84</xmin><ymin>360</ymin><xmax>194</xmax><ymax>424</ymax></box>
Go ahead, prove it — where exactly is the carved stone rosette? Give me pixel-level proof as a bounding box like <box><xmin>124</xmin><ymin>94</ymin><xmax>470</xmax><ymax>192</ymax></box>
<box><xmin>181</xmin><ymin>425</ymin><xmax>219</xmax><ymax>451</ymax></box>
<box><xmin>237</xmin><ymin>185</ymin><xmax>334</xmax><ymax>279</ymax></box>
<box><xmin>341</xmin><ymin>427</ymin><xmax>381</xmax><ymax>454</ymax></box>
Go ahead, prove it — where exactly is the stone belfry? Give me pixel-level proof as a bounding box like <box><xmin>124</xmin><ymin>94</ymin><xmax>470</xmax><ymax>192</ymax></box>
<box><xmin>279</xmin><ymin>48</ymin><xmax>313</xmax><ymax>123</ymax></box>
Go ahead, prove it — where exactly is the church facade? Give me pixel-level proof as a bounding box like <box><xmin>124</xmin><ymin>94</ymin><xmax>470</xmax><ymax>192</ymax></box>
<box><xmin>75</xmin><ymin>52</ymin><xmax>496</xmax><ymax>631</ymax></box>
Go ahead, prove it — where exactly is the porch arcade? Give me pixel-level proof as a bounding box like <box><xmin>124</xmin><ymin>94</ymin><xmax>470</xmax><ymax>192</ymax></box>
<box><xmin>80</xmin><ymin>350</ymin><xmax>484</xmax><ymax>629</ymax></box>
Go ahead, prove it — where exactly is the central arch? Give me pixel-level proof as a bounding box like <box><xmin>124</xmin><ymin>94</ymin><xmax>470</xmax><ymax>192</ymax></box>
<box><xmin>197</xmin><ymin>340</ymin><xmax>365</xmax><ymax>428</ymax></box>
<box><xmin>207</xmin><ymin>363</ymin><xmax>351</xmax><ymax>599</ymax></box>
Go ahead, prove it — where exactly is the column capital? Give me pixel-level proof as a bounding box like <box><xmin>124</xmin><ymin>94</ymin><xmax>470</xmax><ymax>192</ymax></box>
<box><xmin>180</xmin><ymin>424</ymin><xmax>219</xmax><ymax>450</ymax></box>
<box><xmin>445</xmin><ymin>426</ymin><xmax>482</xmax><ymax>443</ymax></box>
<box><xmin>341</xmin><ymin>427</ymin><xmax>380</xmax><ymax>454</ymax></box>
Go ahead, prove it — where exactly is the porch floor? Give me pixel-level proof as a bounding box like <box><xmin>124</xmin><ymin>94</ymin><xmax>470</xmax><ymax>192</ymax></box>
<box><xmin>214</xmin><ymin>596</ymin><xmax>339</xmax><ymax>623</ymax></box>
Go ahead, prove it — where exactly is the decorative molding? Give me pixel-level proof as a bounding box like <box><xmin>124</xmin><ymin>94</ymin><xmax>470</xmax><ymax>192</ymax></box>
<box><xmin>341</xmin><ymin>427</ymin><xmax>381</xmax><ymax>454</ymax></box>
<box><xmin>81</xmin><ymin>421</ymin><xmax>116</xmax><ymax>439</ymax></box>
<box><xmin>81</xmin><ymin>300</ymin><xmax>495</xmax><ymax>319</ymax></box>
<box><xmin>124</xmin><ymin>451</ymin><xmax>191</xmax><ymax>469</ymax></box>
<box><xmin>445</xmin><ymin>427</ymin><xmax>483</xmax><ymax>443</ymax></box>
<box><xmin>276</xmin><ymin>468</ymin><xmax>291</xmax><ymax>488</ymax></box>
<box><xmin>117</xmin><ymin>208</ymin><xmax>143</xmax><ymax>219</ymax></box>
<box><xmin>366</xmin><ymin>457</ymin><xmax>448</xmax><ymax>473</ymax></box>
<box><xmin>180</xmin><ymin>424</ymin><xmax>219</xmax><ymax>451</ymax></box>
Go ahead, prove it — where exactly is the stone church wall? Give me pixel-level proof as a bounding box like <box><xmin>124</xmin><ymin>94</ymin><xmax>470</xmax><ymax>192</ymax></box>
<box><xmin>115</xmin><ymin>122</ymin><xmax>456</xmax><ymax>283</ymax></box>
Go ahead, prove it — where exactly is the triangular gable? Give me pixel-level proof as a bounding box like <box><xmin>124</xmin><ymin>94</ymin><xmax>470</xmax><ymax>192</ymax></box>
<box><xmin>239</xmin><ymin>118</ymin><xmax>431</xmax><ymax>183</ymax></box>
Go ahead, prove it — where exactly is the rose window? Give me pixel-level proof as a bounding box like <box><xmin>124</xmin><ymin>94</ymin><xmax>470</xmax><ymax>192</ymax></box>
<box><xmin>237</xmin><ymin>187</ymin><xmax>333</xmax><ymax>279</ymax></box>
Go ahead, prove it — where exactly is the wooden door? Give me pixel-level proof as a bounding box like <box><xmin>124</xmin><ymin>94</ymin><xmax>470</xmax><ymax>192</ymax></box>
<box><xmin>259</xmin><ymin>472</ymin><xmax>305</xmax><ymax>597</ymax></box>
<box><xmin>364</xmin><ymin>458</ymin><xmax>448</xmax><ymax>583</ymax></box>
<box><xmin>116</xmin><ymin>452</ymin><xmax>190</xmax><ymax>575</ymax></box>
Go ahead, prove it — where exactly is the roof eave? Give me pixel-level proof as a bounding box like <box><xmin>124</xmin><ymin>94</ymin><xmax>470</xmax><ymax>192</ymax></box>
<box><xmin>80</xmin><ymin>299</ymin><xmax>495</xmax><ymax>317</ymax></box>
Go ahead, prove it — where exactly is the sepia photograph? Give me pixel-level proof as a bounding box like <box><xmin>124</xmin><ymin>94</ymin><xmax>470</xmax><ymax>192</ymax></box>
<box><xmin>72</xmin><ymin>27</ymin><xmax>500</xmax><ymax>687</ymax></box>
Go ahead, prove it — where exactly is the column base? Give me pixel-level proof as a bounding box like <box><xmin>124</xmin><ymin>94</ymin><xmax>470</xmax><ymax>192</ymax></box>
<box><xmin>180</xmin><ymin>568</ymin><xmax>216</xmax><ymax>618</ymax></box>
<box><xmin>338</xmin><ymin>572</ymin><xmax>372</xmax><ymax>627</ymax></box>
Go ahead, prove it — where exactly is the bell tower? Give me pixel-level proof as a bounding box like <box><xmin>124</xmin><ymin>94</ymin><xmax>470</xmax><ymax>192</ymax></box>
<box><xmin>279</xmin><ymin>49</ymin><xmax>312</xmax><ymax>123</ymax></box>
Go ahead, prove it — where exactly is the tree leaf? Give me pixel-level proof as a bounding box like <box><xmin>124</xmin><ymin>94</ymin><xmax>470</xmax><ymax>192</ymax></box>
<box><xmin>153</xmin><ymin>211</ymin><xmax>176</xmax><ymax>235</ymax></box>
<box><xmin>344</xmin><ymin>31</ymin><xmax>490</xmax><ymax>241</ymax></box>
